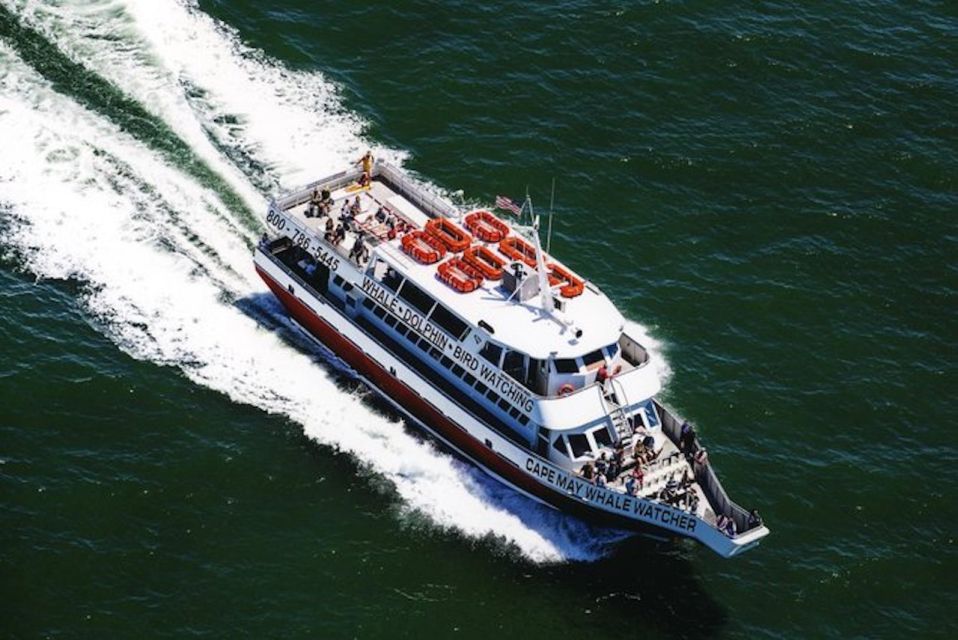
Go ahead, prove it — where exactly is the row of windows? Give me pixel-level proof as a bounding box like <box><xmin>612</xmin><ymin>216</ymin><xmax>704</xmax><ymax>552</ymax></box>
<box><xmin>361</xmin><ymin>295</ymin><xmax>531</xmax><ymax>428</ymax></box>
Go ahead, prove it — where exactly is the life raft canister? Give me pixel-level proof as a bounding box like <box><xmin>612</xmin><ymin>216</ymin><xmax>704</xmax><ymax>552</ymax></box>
<box><xmin>437</xmin><ymin>257</ymin><xmax>484</xmax><ymax>293</ymax></box>
<box><xmin>464</xmin><ymin>210</ymin><xmax>509</xmax><ymax>243</ymax></box>
<box><xmin>401</xmin><ymin>230</ymin><xmax>447</xmax><ymax>264</ymax></box>
<box><xmin>425</xmin><ymin>217</ymin><xmax>472</xmax><ymax>253</ymax></box>
<box><xmin>462</xmin><ymin>245</ymin><xmax>506</xmax><ymax>280</ymax></box>
<box><xmin>548</xmin><ymin>262</ymin><xmax>585</xmax><ymax>298</ymax></box>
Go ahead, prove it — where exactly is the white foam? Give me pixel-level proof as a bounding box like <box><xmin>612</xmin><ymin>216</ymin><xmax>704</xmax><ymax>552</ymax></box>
<box><xmin>2</xmin><ymin>0</ymin><xmax>404</xmax><ymax>194</ymax></box>
<box><xmin>0</xmin><ymin>41</ymin><xmax>623</xmax><ymax>563</ymax></box>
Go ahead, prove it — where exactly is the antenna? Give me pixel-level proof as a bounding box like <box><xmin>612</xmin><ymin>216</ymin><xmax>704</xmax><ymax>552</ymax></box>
<box><xmin>546</xmin><ymin>177</ymin><xmax>555</xmax><ymax>254</ymax></box>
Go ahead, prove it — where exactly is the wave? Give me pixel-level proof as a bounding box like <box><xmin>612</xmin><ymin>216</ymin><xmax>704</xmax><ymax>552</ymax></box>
<box><xmin>0</xmin><ymin>1</ymin><xmax>667</xmax><ymax>563</ymax></box>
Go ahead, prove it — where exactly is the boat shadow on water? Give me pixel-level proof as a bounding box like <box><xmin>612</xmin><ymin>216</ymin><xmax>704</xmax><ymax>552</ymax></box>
<box><xmin>234</xmin><ymin>292</ymin><xmax>727</xmax><ymax>635</ymax></box>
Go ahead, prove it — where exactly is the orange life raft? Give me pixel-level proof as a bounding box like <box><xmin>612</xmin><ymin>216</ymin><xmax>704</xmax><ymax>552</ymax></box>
<box><xmin>497</xmin><ymin>235</ymin><xmax>538</xmax><ymax>269</ymax></box>
<box><xmin>548</xmin><ymin>263</ymin><xmax>585</xmax><ymax>298</ymax></box>
<box><xmin>464</xmin><ymin>210</ymin><xmax>509</xmax><ymax>243</ymax></box>
<box><xmin>437</xmin><ymin>257</ymin><xmax>484</xmax><ymax>293</ymax></box>
<box><xmin>425</xmin><ymin>218</ymin><xmax>472</xmax><ymax>253</ymax></box>
<box><xmin>401</xmin><ymin>230</ymin><xmax>446</xmax><ymax>264</ymax></box>
<box><xmin>462</xmin><ymin>245</ymin><xmax>506</xmax><ymax>280</ymax></box>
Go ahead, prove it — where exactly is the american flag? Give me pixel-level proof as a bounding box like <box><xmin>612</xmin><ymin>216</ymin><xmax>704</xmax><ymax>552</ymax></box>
<box><xmin>495</xmin><ymin>195</ymin><xmax>522</xmax><ymax>216</ymax></box>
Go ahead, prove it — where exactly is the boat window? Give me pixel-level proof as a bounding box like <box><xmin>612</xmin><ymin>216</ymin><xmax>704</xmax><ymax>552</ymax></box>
<box><xmin>525</xmin><ymin>358</ymin><xmax>542</xmax><ymax>390</ymax></box>
<box><xmin>475</xmin><ymin>380</ymin><xmax>488</xmax><ymax>395</ymax></box>
<box><xmin>397</xmin><ymin>280</ymin><xmax>435</xmax><ymax>315</ymax></box>
<box><xmin>497</xmin><ymin>398</ymin><xmax>511</xmax><ymax>412</ymax></box>
<box><xmin>552</xmin><ymin>436</ymin><xmax>569</xmax><ymax>458</ymax></box>
<box><xmin>381</xmin><ymin>268</ymin><xmax>403</xmax><ymax>292</ymax></box>
<box><xmin>592</xmin><ymin>426</ymin><xmax>613</xmax><ymax>449</ymax></box>
<box><xmin>567</xmin><ymin>433</ymin><xmax>591</xmax><ymax>458</ymax></box>
<box><xmin>384</xmin><ymin>314</ymin><xmax>398</xmax><ymax>328</ymax></box>
<box><xmin>604</xmin><ymin>342</ymin><xmax>620</xmax><ymax>359</ymax></box>
<box><xmin>503</xmin><ymin>350</ymin><xmax>526</xmax><ymax>380</ymax></box>
<box><xmin>582</xmin><ymin>349</ymin><xmax>605</xmax><ymax>368</ymax></box>
<box><xmin>429</xmin><ymin>304</ymin><xmax>469</xmax><ymax>340</ymax></box>
<box><xmin>373</xmin><ymin>306</ymin><xmax>386</xmax><ymax>319</ymax></box>
<box><xmin>643</xmin><ymin>401</ymin><xmax>660</xmax><ymax>428</ymax></box>
<box><xmin>554</xmin><ymin>358</ymin><xmax>579</xmax><ymax>374</ymax></box>
<box><xmin>464</xmin><ymin>372</ymin><xmax>477</xmax><ymax>387</ymax></box>
<box><xmin>479</xmin><ymin>341</ymin><xmax>503</xmax><ymax>366</ymax></box>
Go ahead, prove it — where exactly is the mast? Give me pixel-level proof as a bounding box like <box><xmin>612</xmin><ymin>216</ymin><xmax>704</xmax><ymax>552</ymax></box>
<box><xmin>524</xmin><ymin>197</ymin><xmax>555</xmax><ymax>315</ymax></box>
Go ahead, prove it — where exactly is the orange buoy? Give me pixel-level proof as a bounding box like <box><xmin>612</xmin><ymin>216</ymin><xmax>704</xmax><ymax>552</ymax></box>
<box><xmin>437</xmin><ymin>257</ymin><xmax>484</xmax><ymax>293</ymax></box>
<box><xmin>464</xmin><ymin>210</ymin><xmax>510</xmax><ymax>243</ymax></box>
<box><xmin>462</xmin><ymin>245</ymin><xmax>506</xmax><ymax>280</ymax></box>
<box><xmin>401</xmin><ymin>230</ymin><xmax>447</xmax><ymax>264</ymax></box>
<box><xmin>425</xmin><ymin>217</ymin><xmax>472</xmax><ymax>253</ymax></box>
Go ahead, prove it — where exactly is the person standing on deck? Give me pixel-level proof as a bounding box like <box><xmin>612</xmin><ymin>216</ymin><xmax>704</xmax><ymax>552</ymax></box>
<box><xmin>356</xmin><ymin>150</ymin><xmax>374</xmax><ymax>180</ymax></box>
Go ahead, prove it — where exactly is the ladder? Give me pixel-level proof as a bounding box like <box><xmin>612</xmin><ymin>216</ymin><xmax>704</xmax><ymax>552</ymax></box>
<box><xmin>601</xmin><ymin>386</ymin><xmax>634</xmax><ymax>447</ymax></box>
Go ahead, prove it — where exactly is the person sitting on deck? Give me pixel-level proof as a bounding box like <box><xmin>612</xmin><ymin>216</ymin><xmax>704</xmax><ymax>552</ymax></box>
<box><xmin>595</xmin><ymin>472</ymin><xmax>607</xmax><ymax>488</ymax></box>
<box><xmin>717</xmin><ymin>514</ymin><xmax>737</xmax><ymax>537</ymax></box>
<box><xmin>630</xmin><ymin>464</ymin><xmax>644</xmax><ymax>490</ymax></box>
<box><xmin>333</xmin><ymin>223</ymin><xmax>346</xmax><ymax>245</ymax></box>
<box><xmin>351</xmin><ymin>196</ymin><xmax>362</xmax><ymax>215</ymax></box>
<box><xmin>321</xmin><ymin>188</ymin><xmax>332</xmax><ymax>203</ymax></box>
<box><xmin>624</xmin><ymin>474</ymin><xmax>638</xmax><ymax>496</ymax></box>
<box><xmin>747</xmin><ymin>509</ymin><xmax>763</xmax><ymax>529</ymax></box>
<box><xmin>595</xmin><ymin>452</ymin><xmax>608</xmax><ymax>478</ymax></box>
<box><xmin>580</xmin><ymin>463</ymin><xmax>595</xmax><ymax>483</ymax></box>
<box><xmin>349</xmin><ymin>233</ymin><xmax>365</xmax><ymax>262</ymax></box>
<box><xmin>375</xmin><ymin>206</ymin><xmax>388</xmax><ymax>223</ymax></box>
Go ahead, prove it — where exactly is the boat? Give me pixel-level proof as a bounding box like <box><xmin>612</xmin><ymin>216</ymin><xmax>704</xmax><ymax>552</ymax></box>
<box><xmin>253</xmin><ymin>160</ymin><xmax>770</xmax><ymax>557</ymax></box>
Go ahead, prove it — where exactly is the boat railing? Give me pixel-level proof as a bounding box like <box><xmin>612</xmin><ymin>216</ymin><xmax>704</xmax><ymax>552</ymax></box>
<box><xmin>619</xmin><ymin>332</ymin><xmax>650</xmax><ymax>367</ymax></box>
<box><xmin>377</xmin><ymin>162</ymin><xmax>460</xmax><ymax>220</ymax></box>
<box><xmin>655</xmin><ymin>400</ymin><xmax>755</xmax><ymax>536</ymax></box>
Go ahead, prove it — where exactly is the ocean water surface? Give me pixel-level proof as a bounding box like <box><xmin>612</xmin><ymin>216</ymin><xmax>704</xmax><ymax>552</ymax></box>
<box><xmin>1</xmin><ymin>1</ymin><xmax>955</xmax><ymax>638</ymax></box>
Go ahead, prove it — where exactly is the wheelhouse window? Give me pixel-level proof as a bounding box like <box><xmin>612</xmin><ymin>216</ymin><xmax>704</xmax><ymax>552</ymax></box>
<box><xmin>381</xmin><ymin>268</ymin><xmax>403</xmax><ymax>292</ymax></box>
<box><xmin>479</xmin><ymin>341</ymin><xmax>503</xmax><ymax>366</ymax></box>
<box><xmin>592</xmin><ymin>426</ymin><xmax>613</xmax><ymax>449</ymax></box>
<box><xmin>430</xmin><ymin>304</ymin><xmax>470</xmax><ymax>340</ymax></box>
<box><xmin>554</xmin><ymin>358</ymin><xmax>578</xmax><ymax>374</ymax></box>
<box><xmin>552</xmin><ymin>436</ymin><xmax>569</xmax><ymax>458</ymax></box>
<box><xmin>567</xmin><ymin>433</ymin><xmax>591</xmax><ymax>458</ymax></box>
<box><xmin>502</xmin><ymin>350</ymin><xmax>526</xmax><ymax>381</ymax></box>
<box><xmin>582</xmin><ymin>349</ymin><xmax>605</xmax><ymax>369</ymax></box>
<box><xmin>397</xmin><ymin>281</ymin><xmax>435</xmax><ymax>315</ymax></box>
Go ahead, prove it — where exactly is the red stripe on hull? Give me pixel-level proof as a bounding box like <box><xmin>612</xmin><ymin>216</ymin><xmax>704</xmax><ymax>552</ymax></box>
<box><xmin>256</xmin><ymin>265</ymin><xmax>667</xmax><ymax>535</ymax></box>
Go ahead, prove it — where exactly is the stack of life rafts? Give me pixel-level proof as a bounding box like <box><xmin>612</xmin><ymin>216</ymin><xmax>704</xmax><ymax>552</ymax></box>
<box><xmin>400</xmin><ymin>209</ymin><xmax>584</xmax><ymax>298</ymax></box>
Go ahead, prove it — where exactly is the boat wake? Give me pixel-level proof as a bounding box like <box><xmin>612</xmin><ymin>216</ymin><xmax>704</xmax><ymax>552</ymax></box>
<box><xmin>0</xmin><ymin>0</ymin><xmax>668</xmax><ymax>562</ymax></box>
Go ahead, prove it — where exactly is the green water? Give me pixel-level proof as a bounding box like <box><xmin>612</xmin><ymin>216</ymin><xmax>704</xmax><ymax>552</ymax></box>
<box><xmin>1</xmin><ymin>1</ymin><xmax>955</xmax><ymax>637</ymax></box>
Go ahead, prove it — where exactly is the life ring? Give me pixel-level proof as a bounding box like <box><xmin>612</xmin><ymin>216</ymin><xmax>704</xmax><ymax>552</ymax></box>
<box><xmin>558</xmin><ymin>383</ymin><xmax>575</xmax><ymax>396</ymax></box>
<box><xmin>464</xmin><ymin>210</ymin><xmax>509</xmax><ymax>243</ymax></box>
<box><xmin>548</xmin><ymin>262</ymin><xmax>585</xmax><ymax>298</ymax></box>
<box><xmin>462</xmin><ymin>245</ymin><xmax>506</xmax><ymax>280</ymax></box>
<box><xmin>437</xmin><ymin>257</ymin><xmax>484</xmax><ymax>293</ymax></box>
<box><xmin>401</xmin><ymin>230</ymin><xmax>446</xmax><ymax>264</ymax></box>
<box><xmin>425</xmin><ymin>217</ymin><xmax>472</xmax><ymax>253</ymax></box>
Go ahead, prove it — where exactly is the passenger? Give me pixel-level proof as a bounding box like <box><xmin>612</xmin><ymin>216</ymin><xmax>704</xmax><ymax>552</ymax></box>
<box><xmin>596</xmin><ymin>365</ymin><xmax>610</xmax><ymax>390</ymax></box>
<box><xmin>351</xmin><ymin>196</ymin><xmax>362</xmax><ymax>215</ymax></box>
<box><xmin>357</xmin><ymin>172</ymin><xmax>370</xmax><ymax>188</ymax></box>
<box><xmin>679</xmin><ymin>422</ymin><xmax>697</xmax><ymax>456</ymax></box>
<box><xmin>719</xmin><ymin>515</ymin><xmax>736</xmax><ymax>537</ymax></box>
<box><xmin>630</xmin><ymin>465</ymin><xmax>644</xmax><ymax>489</ymax></box>
<box><xmin>258</xmin><ymin>232</ymin><xmax>269</xmax><ymax>249</ymax></box>
<box><xmin>580</xmin><ymin>463</ymin><xmax>595</xmax><ymax>482</ymax></box>
<box><xmin>375</xmin><ymin>206</ymin><xmax>388</xmax><ymax>223</ymax></box>
<box><xmin>321</xmin><ymin>188</ymin><xmax>332</xmax><ymax>204</ymax></box>
<box><xmin>356</xmin><ymin>150</ymin><xmax>374</xmax><ymax>176</ymax></box>
<box><xmin>747</xmin><ymin>509</ymin><xmax>763</xmax><ymax>529</ymax></box>
<box><xmin>624</xmin><ymin>475</ymin><xmax>637</xmax><ymax>496</ymax></box>
<box><xmin>595</xmin><ymin>473</ymin><xmax>607</xmax><ymax>488</ymax></box>
<box><xmin>595</xmin><ymin>452</ymin><xmax>608</xmax><ymax>478</ymax></box>
<box><xmin>607</xmin><ymin>448</ymin><xmax>623</xmax><ymax>481</ymax></box>
<box><xmin>693</xmin><ymin>448</ymin><xmax>709</xmax><ymax>469</ymax></box>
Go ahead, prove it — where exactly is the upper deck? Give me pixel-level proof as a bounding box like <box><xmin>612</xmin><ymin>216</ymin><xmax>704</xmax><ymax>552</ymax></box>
<box><xmin>271</xmin><ymin>162</ymin><xmax>624</xmax><ymax>361</ymax></box>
